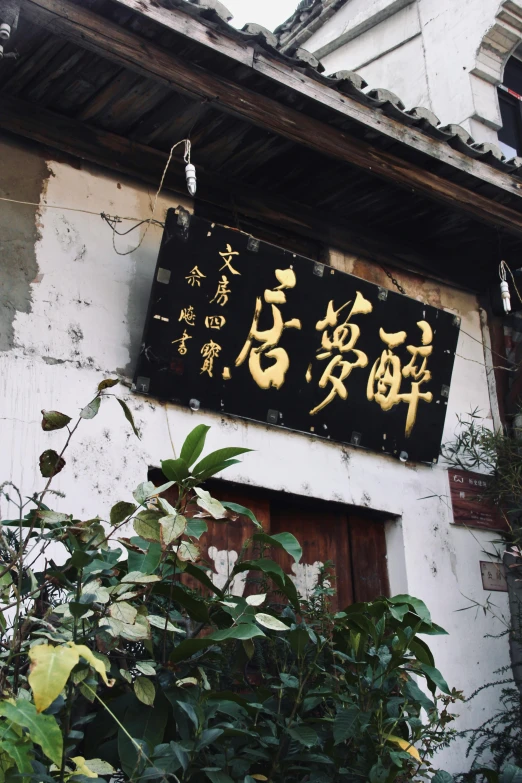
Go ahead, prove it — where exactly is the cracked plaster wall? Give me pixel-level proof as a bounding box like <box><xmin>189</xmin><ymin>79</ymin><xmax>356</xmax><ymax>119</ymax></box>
<box><xmin>305</xmin><ymin>0</ymin><xmax>509</xmax><ymax>143</ymax></box>
<box><xmin>0</xmin><ymin>134</ymin><xmax>511</xmax><ymax>773</ymax></box>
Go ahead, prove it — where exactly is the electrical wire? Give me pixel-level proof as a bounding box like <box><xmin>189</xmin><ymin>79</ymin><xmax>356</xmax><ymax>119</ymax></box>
<box><xmin>0</xmin><ymin>136</ymin><xmax>192</xmax><ymax>255</ymax></box>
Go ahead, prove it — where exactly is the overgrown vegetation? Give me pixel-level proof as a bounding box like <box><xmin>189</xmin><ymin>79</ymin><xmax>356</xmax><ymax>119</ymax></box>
<box><xmin>442</xmin><ymin>411</ymin><xmax>522</xmax><ymax>780</ymax></box>
<box><xmin>0</xmin><ymin>381</ymin><xmax>464</xmax><ymax>781</ymax></box>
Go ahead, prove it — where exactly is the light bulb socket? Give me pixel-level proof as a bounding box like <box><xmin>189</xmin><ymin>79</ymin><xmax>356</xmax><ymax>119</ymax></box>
<box><xmin>185</xmin><ymin>163</ymin><xmax>197</xmax><ymax>197</ymax></box>
<box><xmin>0</xmin><ymin>23</ymin><xmax>11</xmax><ymax>41</ymax></box>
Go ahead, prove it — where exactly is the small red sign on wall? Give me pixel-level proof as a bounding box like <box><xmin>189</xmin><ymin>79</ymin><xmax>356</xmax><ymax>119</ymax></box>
<box><xmin>448</xmin><ymin>469</ymin><xmax>508</xmax><ymax>531</ymax></box>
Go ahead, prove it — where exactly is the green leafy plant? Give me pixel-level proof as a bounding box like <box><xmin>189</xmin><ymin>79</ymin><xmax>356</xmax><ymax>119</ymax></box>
<box><xmin>0</xmin><ymin>382</ymin><xmax>459</xmax><ymax>781</ymax></box>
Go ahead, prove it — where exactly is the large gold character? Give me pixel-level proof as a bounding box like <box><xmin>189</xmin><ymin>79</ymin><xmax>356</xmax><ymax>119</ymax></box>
<box><xmin>309</xmin><ymin>291</ymin><xmax>373</xmax><ymax>416</ymax></box>
<box><xmin>235</xmin><ymin>268</ymin><xmax>301</xmax><ymax>389</ymax></box>
<box><xmin>367</xmin><ymin>320</ymin><xmax>433</xmax><ymax>437</ymax></box>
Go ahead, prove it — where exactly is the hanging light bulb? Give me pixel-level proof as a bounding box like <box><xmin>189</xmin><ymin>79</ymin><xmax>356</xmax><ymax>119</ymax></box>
<box><xmin>185</xmin><ymin>163</ymin><xmax>197</xmax><ymax>196</ymax></box>
<box><xmin>500</xmin><ymin>260</ymin><xmax>512</xmax><ymax>314</ymax></box>
<box><xmin>184</xmin><ymin>140</ymin><xmax>196</xmax><ymax>196</ymax></box>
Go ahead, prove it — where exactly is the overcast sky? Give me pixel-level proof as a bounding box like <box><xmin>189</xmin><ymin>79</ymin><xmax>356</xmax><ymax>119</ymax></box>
<box><xmin>225</xmin><ymin>0</ymin><xmax>298</xmax><ymax>31</ymax></box>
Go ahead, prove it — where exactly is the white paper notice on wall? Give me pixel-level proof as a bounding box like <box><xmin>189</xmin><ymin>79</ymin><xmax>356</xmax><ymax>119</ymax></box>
<box><xmin>480</xmin><ymin>561</ymin><xmax>508</xmax><ymax>592</ymax></box>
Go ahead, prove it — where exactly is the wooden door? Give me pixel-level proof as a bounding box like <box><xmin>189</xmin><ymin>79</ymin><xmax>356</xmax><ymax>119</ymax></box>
<box><xmin>270</xmin><ymin>498</ymin><xmax>353</xmax><ymax>612</ymax></box>
<box><xmin>151</xmin><ymin>471</ymin><xmax>389</xmax><ymax>607</ymax></box>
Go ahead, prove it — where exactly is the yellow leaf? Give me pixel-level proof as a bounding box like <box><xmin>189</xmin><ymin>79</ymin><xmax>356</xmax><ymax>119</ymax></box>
<box><xmin>70</xmin><ymin>757</ymin><xmax>98</xmax><ymax>779</ymax></box>
<box><xmin>67</xmin><ymin>643</ymin><xmax>111</xmax><ymax>686</ymax></box>
<box><xmin>28</xmin><ymin>644</ymin><xmax>79</xmax><ymax>712</ymax></box>
<box><xmin>386</xmin><ymin>735</ymin><xmax>421</xmax><ymax>762</ymax></box>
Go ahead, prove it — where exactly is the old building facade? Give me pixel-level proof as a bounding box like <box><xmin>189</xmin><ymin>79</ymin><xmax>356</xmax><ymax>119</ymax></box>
<box><xmin>1</xmin><ymin>0</ymin><xmax>522</xmax><ymax>772</ymax></box>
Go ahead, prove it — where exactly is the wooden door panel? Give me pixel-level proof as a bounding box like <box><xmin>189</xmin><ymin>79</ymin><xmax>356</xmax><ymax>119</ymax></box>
<box><xmin>349</xmin><ymin>516</ymin><xmax>389</xmax><ymax>603</ymax></box>
<box><xmin>270</xmin><ymin>500</ymin><xmax>353</xmax><ymax>612</ymax></box>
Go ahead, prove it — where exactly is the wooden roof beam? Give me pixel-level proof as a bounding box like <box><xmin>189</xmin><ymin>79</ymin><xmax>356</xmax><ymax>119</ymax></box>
<box><xmin>109</xmin><ymin>0</ymin><xmax>522</xmax><ymax>200</ymax></box>
<box><xmin>0</xmin><ymin>93</ymin><xmax>458</xmax><ymax>283</ymax></box>
<box><xmin>18</xmin><ymin>0</ymin><xmax>522</xmax><ymax>237</ymax></box>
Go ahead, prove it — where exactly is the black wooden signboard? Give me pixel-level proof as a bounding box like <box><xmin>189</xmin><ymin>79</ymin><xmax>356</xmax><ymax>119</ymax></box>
<box><xmin>134</xmin><ymin>210</ymin><xmax>460</xmax><ymax>463</ymax></box>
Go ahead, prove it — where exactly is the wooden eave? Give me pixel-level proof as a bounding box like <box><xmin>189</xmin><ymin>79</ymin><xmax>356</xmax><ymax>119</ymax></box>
<box><xmin>1</xmin><ymin>0</ymin><xmax>522</xmax><ymax>289</ymax></box>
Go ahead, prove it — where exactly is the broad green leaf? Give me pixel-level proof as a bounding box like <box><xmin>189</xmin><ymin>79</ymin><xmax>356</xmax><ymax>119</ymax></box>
<box><xmin>177</xmin><ymin>541</ymin><xmax>200</xmax><ymax>562</ymax></box>
<box><xmin>432</xmin><ymin>773</ymin><xmax>455</xmax><ymax>783</ymax></box>
<box><xmin>389</xmin><ymin>603</ymin><xmax>409</xmax><ymax>622</ymax></box>
<box><xmin>288</xmin><ymin>628</ymin><xmax>308</xmax><ymax>657</ymax></box>
<box><xmin>246</xmin><ymin>594</ymin><xmax>266</xmax><ymax>606</ymax></box>
<box><xmin>170</xmin><ymin>638</ymin><xmax>214</xmax><ymax>662</ymax></box>
<box><xmin>28</xmin><ymin>644</ymin><xmax>79</xmax><ymax>712</ymax></box>
<box><xmin>205</xmin><ymin>772</ymin><xmax>235</xmax><ymax>783</ymax></box>
<box><xmin>159</xmin><ymin>514</ymin><xmax>186</xmax><ymax>547</ymax></box>
<box><xmin>419</xmin><ymin>663</ymin><xmax>451</xmax><ymax>695</ymax></box>
<box><xmin>98</xmin><ymin>378</ymin><xmax>119</xmax><ymax>391</ymax></box>
<box><xmin>405</xmin><ymin>677</ymin><xmax>435</xmax><ymax>712</ymax></box>
<box><xmin>210</xmin><ymin>624</ymin><xmax>265</xmax><ymax>641</ymax></box>
<box><xmin>194</xmin><ymin>488</ymin><xmax>227</xmax><ymax>519</ymax></box>
<box><xmin>148</xmin><ymin>615</ymin><xmax>185</xmax><ymax>634</ymax></box>
<box><xmin>0</xmin><ymin>700</ymin><xmax>62</xmax><ymax>766</ymax></box>
<box><xmin>390</xmin><ymin>595</ymin><xmax>431</xmax><ymax>624</ymax></box>
<box><xmin>127</xmin><ymin>540</ymin><xmax>161</xmax><ymax>575</ymax></box>
<box><xmin>134</xmin><ymin>677</ymin><xmax>155</xmax><ymax>706</ymax></box>
<box><xmin>386</xmin><ymin>735</ymin><xmax>421</xmax><ymax>762</ymax></box>
<box><xmin>122</xmin><ymin>571</ymin><xmax>161</xmax><ymax>584</ymax></box>
<box><xmin>110</xmin><ymin>601</ymin><xmax>138</xmax><ymax>625</ymax></box>
<box><xmin>161</xmin><ymin>458</ymin><xmax>190</xmax><ymax>483</ymax></box>
<box><xmin>134</xmin><ymin>511</ymin><xmax>161</xmax><ymax>542</ymax></box>
<box><xmin>0</xmin><ymin>739</ymin><xmax>33</xmax><ymax>776</ymax></box>
<box><xmin>180</xmin><ymin>424</ymin><xmax>211</xmax><ymax>466</ymax></box>
<box><xmin>409</xmin><ymin>637</ymin><xmax>435</xmax><ymax>667</ymax></box>
<box><xmin>38</xmin><ymin>510</ymin><xmax>70</xmax><ymax>526</ymax></box>
<box><xmin>186</xmin><ymin>519</ymin><xmax>208</xmax><ymax>539</ymax></box>
<box><xmin>168</xmin><ymin>585</ymin><xmax>209</xmax><ymax>622</ymax></box>
<box><xmin>81</xmin><ymin>758</ymin><xmax>116</xmax><ymax>775</ymax></box>
<box><xmin>221</xmin><ymin>502</ymin><xmax>262</xmax><ymax>529</ymax></box>
<box><xmin>120</xmin><ymin>617</ymin><xmax>151</xmax><ymax>642</ymax></box>
<box><xmin>41</xmin><ymin>410</ymin><xmax>71</xmax><ymax>431</ymax></box>
<box><xmin>116</xmin><ymin>397</ymin><xmax>140</xmax><ymax>438</ymax></box>
<box><xmin>110</xmin><ymin>501</ymin><xmax>137</xmax><ymax>526</ymax></box>
<box><xmin>287</xmin><ymin>725</ymin><xmax>319</xmax><ymax>748</ymax></box>
<box><xmin>193</xmin><ymin>447</ymin><xmax>252</xmax><ymax>477</ymax></box>
<box><xmin>197</xmin><ymin>458</ymin><xmax>242</xmax><ymax>480</ymax></box>
<box><xmin>80</xmin><ymin>396</ymin><xmax>101</xmax><ymax>419</ymax></box>
<box><xmin>501</xmin><ymin>766</ymin><xmax>522</xmax><ymax>783</ymax></box>
<box><xmin>255</xmin><ymin>613</ymin><xmax>289</xmax><ymax>632</ymax></box>
<box><xmin>133</xmin><ymin>481</ymin><xmax>157</xmax><ymax>504</ymax></box>
<box><xmin>333</xmin><ymin>707</ymin><xmax>359</xmax><ymax>745</ymax></box>
<box><xmin>253</xmin><ymin>532</ymin><xmax>302</xmax><ymax>563</ymax></box>
<box><xmin>135</xmin><ymin>662</ymin><xmax>156</xmax><ymax>676</ymax></box>
<box><xmin>39</xmin><ymin>450</ymin><xmax>65</xmax><ymax>478</ymax></box>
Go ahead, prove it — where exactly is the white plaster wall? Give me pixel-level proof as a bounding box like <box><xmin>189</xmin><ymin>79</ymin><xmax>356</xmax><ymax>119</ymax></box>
<box><xmin>306</xmin><ymin>0</ymin><xmax>514</xmax><ymax>143</ymax></box>
<box><xmin>0</xmin><ymin>147</ymin><xmax>511</xmax><ymax>774</ymax></box>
